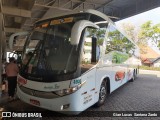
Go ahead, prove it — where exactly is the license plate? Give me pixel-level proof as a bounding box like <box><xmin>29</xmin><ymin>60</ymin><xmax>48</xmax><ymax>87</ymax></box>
<box><xmin>30</xmin><ymin>99</ymin><xmax>40</xmax><ymax>106</ymax></box>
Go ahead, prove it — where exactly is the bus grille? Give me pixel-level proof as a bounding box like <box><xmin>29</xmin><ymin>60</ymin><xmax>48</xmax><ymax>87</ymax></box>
<box><xmin>19</xmin><ymin>86</ymin><xmax>59</xmax><ymax>99</ymax></box>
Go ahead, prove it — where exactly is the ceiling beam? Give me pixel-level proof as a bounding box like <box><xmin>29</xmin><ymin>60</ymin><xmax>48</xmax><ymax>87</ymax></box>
<box><xmin>71</xmin><ymin>0</ymin><xmax>102</xmax><ymax>5</ymax></box>
<box><xmin>34</xmin><ymin>3</ymin><xmax>72</xmax><ymax>11</ymax></box>
<box><xmin>72</xmin><ymin>0</ymin><xmax>86</xmax><ymax>10</ymax></box>
<box><xmin>45</xmin><ymin>0</ymin><xmax>56</xmax><ymax>6</ymax></box>
<box><xmin>2</xmin><ymin>6</ymin><xmax>31</xmax><ymax>18</ymax></box>
<box><xmin>60</xmin><ymin>0</ymin><xmax>72</xmax><ymax>8</ymax></box>
<box><xmin>96</xmin><ymin>0</ymin><xmax>113</xmax><ymax>10</ymax></box>
<box><xmin>18</xmin><ymin>0</ymin><xmax>35</xmax><ymax>10</ymax></box>
<box><xmin>4</xmin><ymin>27</ymin><xmax>24</xmax><ymax>33</ymax></box>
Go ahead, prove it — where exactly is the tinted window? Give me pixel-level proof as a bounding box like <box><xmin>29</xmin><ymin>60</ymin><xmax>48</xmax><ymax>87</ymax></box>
<box><xmin>105</xmin><ymin>23</ymin><xmax>136</xmax><ymax>64</ymax></box>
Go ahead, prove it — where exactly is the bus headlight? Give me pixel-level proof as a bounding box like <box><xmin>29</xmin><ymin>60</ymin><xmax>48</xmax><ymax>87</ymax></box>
<box><xmin>53</xmin><ymin>85</ymin><xmax>80</xmax><ymax>96</ymax></box>
<box><xmin>53</xmin><ymin>81</ymin><xmax>86</xmax><ymax>96</ymax></box>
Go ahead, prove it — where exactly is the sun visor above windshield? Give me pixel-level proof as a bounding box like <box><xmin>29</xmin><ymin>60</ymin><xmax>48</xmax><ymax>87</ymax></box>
<box><xmin>51</xmin><ymin>17</ymin><xmax>74</xmax><ymax>25</ymax></box>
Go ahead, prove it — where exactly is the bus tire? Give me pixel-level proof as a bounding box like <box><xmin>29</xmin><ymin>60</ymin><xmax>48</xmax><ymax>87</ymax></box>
<box><xmin>95</xmin><ymin>80</ymin><xmax>107</xmax><ymax>107</ymax></box>
<box><xmin>130</xmin><ymin>70</ymin><xmax>136</xmax><ymax>82</ymax></box>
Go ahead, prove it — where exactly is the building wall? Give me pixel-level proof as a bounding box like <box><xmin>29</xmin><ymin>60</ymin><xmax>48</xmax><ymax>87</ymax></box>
<box><xmin>153</xmin><ymin>60</ymin><xmax>160</xmax><ymax>67</ymax></box>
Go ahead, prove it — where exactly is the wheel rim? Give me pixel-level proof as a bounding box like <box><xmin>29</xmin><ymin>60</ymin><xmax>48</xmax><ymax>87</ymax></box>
<box><xmin>100</xmin><ymin>84</ymin><xmax>106</xmax><ymax>102</ymax></box>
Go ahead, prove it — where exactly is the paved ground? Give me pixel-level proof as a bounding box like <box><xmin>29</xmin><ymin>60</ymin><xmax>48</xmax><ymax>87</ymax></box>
<box><xmin>0</xmin><ymin>72</ymin><xmax>160</xmax><ymax>120</ymax></box>
<box><xmin>139</xmin><ymin>69</ymin><xmax>160</xmax><ymax>77</ymax></box>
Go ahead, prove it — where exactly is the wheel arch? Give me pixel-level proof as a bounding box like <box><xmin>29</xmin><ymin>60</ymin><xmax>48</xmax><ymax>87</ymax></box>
<box><xmin>94</xmin><ymin>75</ymin><xmax>111</xmax><ymax>107</ymax></box>
<box><xmin>104</xmin><ymin>77</ymin><xmax>110</xmax><ymax>94</ymax></box>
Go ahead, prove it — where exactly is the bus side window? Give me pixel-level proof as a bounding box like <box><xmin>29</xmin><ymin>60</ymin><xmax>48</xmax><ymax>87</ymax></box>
<box><xmin>80</xmin><ymin>28</ymin><xmax>92</xmax><ymax>74</ymax></box>
<box><xmin>82</xmin><ymin>37</ymin><xmax>92</xmax><ymax>64</ymax></box>
<box><xmin>81</xmin><ymin>27</ymin><xmax>103</xmax><ymax>74</ymax></box>
<box><xmin>112</xmin><ymin>55</ymin><xmax>117</xmax><ymax>63</ymax></box>
<box><xmin>106</xmin><ymin>23</ymin><xmax>136</xmax><ymax>65</ymax></box>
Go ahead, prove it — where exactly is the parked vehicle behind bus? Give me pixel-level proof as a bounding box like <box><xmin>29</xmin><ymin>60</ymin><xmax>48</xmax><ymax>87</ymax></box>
<box><xmin>17</xmin><ymin>9</ymin><xmax>139</xmax><ymax>114</ymax></box>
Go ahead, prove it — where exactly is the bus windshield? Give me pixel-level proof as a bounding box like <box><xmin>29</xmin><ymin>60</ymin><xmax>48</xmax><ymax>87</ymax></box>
<box><xmin>21</xmin><ymin>15</ymin><xmax>88</xmax><ymax>81</ymax></box>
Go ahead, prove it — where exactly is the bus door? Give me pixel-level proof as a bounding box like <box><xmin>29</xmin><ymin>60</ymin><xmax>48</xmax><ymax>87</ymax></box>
<box><xmin>80</xmin><ymin>28</ymin><xmax>98</xmax><ymax>108</ymax></box>
<box><xmin>81</xmin><ymin>68</ymin><xmax>96</xmax><ymax>108</ymax></box>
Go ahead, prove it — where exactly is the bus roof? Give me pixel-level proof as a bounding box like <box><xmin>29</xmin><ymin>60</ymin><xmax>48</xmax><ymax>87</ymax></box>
<box><xmin>35</xmin><ymin>9</ymin><xmax>138</xmax><ymax>48</ymax></box>
<box><xmin>36</xmin><ymin>9</ymin><xmax>113</xmax><ymax>25</ymax></box>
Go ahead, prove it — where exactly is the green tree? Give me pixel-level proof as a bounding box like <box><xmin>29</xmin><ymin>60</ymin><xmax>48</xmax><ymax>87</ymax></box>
<box><xmin>151</xmin><ymin>23</ymin><xmax>160</xmax><ymax>45</ymax></box>
<box><xmin>158</xmin><ymin>41</ymin><xmax>160</xmax><ymax>49</ymax></box>
<box><xmin>87</xmin><ymin>28</ymin><xmax>106</xmax><ymax>45</ymax></box>
<box><xmin>106</xmin><ymin>30</ymin><xmax>134</xmax><ymax>54</ymax></box>
<box><xmin>118</xmin><ymin>21</ymin><xmax>160</xmax><ymax>54</ymax></box>
<box><xmin>138</xmin><ymin>21</ymin><xmax>160</xmax><ymax>46</ymax></box>
<box><xmin>138</xmin><ymin>21</ymin><xmax>151</xmax><ymax>45</ymax></box>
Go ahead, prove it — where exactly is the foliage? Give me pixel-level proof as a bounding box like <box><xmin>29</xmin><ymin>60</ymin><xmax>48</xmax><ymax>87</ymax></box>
<box><xmin>120</xmin><ymin>21</ymin><xmax>160</xmax><ymax>53</ymax></box>
<box><xmin>87</xmin><ymin>27</ymin><xmax>135</xmax><ymax>55</ymax></box>
<box><xmin>158</xmin><ymin>41</ymin><xmax>160</xmax><ymax>48</ymax></box>
<box><xmin>138</xmin><ymin>21</ymin><xmax>160</xmax><ymax>46</ymax></box>
<box><xmin>112</xmin><ymin>52</ymin><xmax>129</xmax><ymax>63</ymax></box>
<box><xmin>87</xmin><ymin>28</ymin><xmax>106</xmax><ymax>45</ymax></box>
<box><xmin>106</xmin><ymin>30</ymin><xmax>134</xmax><ymax>54</ymax></box>
<box><xmin>138</xmin><ymin>21</ymin><xmax>151</xmax><ymax>45</ymax></box>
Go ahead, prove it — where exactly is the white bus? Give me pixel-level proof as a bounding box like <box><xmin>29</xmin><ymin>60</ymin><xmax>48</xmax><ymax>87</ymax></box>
<box><xmin>17</xmin><ymin>9</ymin><xmax>139</xmax><ymax>114</ymax></box>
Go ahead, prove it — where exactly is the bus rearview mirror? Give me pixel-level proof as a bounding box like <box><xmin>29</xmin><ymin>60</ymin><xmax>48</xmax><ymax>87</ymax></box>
<box><xmin>71</xmin><ymin>20</ymin><xmax>99</xmax><ymax>45</ymax></box>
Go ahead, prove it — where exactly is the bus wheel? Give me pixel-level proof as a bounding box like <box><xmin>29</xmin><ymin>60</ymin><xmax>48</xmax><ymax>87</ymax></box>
<box><xmin>130</xmin><ymin>71</ymin><xmax>136</xmax><ymax>82</ymax></box>
<box><xmin>95</xmin><ymin>80</ymin><xmax>107</xmax><ymax>107</ymax></box>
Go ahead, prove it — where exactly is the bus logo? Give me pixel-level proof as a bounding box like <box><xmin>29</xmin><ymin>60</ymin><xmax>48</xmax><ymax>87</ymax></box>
<box><xmin>115</xmin><ymin>71</ymin><xmax>125</xmax><ymax>82</ymax></box>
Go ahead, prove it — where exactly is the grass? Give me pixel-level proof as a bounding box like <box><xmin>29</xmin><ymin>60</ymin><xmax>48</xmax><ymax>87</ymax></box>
<box><xmin>139</xmin><ymin>65</ymin><xmax>160</xmax><ymax>71</ymax></box>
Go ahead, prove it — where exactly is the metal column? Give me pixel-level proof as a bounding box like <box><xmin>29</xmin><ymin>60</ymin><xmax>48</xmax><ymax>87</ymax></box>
<box><xmin>0</xmin><ymin>0</ymin><xmax>2</xmax><ymax>95</ymax></box>
<box><xmin>0</xmin><ymin>14</ymin><xmax>2</xmax><ymax>96</ymax></box>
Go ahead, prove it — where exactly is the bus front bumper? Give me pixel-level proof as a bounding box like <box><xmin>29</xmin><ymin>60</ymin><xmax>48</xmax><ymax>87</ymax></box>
<box><xmin>17</xmin><ymin>86</ymin><xmax>83</xmax><ymax>114</ymax></box>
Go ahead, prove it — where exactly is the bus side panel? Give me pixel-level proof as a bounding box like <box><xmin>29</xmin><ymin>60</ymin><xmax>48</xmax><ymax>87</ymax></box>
<box><xmin>95</xmin><ymin>64</ymin><xmax>128</xmax><ymax>103</ymax></box>
<box><xmin>113</xmin><ymin>64</ymin><xmax>128</xmax><ymax>85</ymax></box>
<box><xmin>95</xmin><ymin>66</ymin><xmax>113</xmax><ymax>103</ymax></box>
<box><xmin>80</xmin><ymin>68</ymin><xmax>96</xmax><ymax>109</ymax></box>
